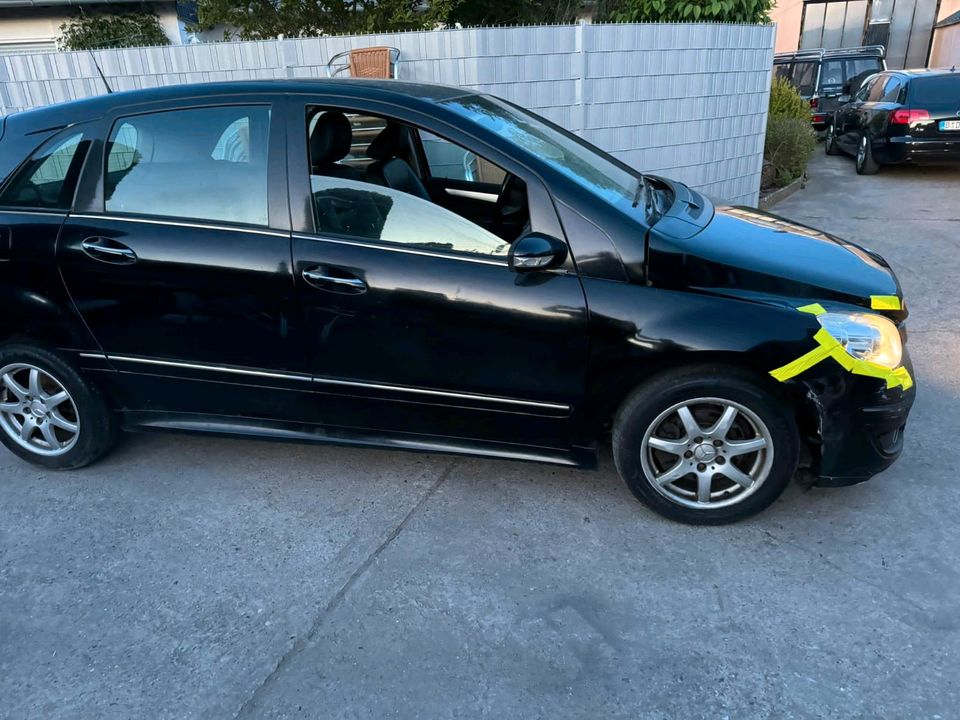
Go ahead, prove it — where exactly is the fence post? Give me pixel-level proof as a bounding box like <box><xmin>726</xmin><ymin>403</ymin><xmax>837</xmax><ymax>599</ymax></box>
<box><xmin>575</xmin><ymin>20</ymin><xmax>587</xmax><ymax>137</ymax></box>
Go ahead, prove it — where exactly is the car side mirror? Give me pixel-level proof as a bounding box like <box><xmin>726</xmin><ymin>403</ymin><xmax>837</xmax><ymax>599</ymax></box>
<box><xmin>508</xmin><ymin>232</ymin><xmax>568</xmax><ymax>273</ymax></box>
<box><xmin>839</xmin><ymin>94</ymin><xmax>851</xmax><ymax>103</ymax></box>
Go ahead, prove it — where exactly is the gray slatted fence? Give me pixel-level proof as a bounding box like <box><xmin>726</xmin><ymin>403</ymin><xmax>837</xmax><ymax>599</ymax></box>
<box><xmin>0</xmin><ymin>23</ymin><xmax>775</xmax><ymax>205</ymax></box>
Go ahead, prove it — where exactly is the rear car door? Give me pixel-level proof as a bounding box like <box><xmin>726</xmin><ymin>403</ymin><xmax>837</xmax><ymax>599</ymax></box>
<box><xmin>287</xmin><ymin>98</ymin><xmax>590</xmax><ymax>456</ymax></box>
<box><xmin>57</xmin><ymin>97</ymin><xmax>315</xmax><ymax>422</ymax></box>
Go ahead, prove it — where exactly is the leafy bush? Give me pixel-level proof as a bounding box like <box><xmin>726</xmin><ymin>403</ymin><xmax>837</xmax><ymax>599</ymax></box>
<box><xmin>763</xmin><ymin>78</ymin><xmax>815</xmax><ymax>189</ymax></box>
<box><xmin>58</xmin><ymin>11</ymin><xmax>170</xmax><ymax>51</ymax></box>
<box><xmin>768</xmin><ymin>76</ymin><xmax>811</xmax><ymax>121</ymax></box>
<box><xmin>600</xmin><ymin>0</ymin><xmax>773</xmax><ymax>23</ymax></box>
<box><xmin>763</xmin><ymin>117</ymin><xmax>816</xmax><ymax>187</ymax></box>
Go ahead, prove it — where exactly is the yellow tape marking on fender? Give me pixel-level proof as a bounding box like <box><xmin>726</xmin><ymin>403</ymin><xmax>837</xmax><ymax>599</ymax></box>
<box><xmin>797</xmin><ymin>303</ymin><xmax>826</xmax><ymax>316</ymax></box>
<box><xmin>769</xmin><ymin>307</ymin><xmax>913</xmax><ymax>390</ymax></box>
<box><xmin>870</xmin><ymin>295</ymin><xmax>901</xmax><ymax>311</ymax></box>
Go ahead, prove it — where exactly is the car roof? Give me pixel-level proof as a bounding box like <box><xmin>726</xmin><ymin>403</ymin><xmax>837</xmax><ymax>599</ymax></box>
<box><xmin>885</xmin><ymin>68</ymin><xmax>960</xmax><ymax>79</ymax></box>
<box><xmin>774</xmin><ymin>45</ymin><xmax>885</xmax><ymax>62</ymax></box>
<box><xmin>7</xmin><ymin>78</ymin><xmax>477</xmax><ymax>132</ymax></box>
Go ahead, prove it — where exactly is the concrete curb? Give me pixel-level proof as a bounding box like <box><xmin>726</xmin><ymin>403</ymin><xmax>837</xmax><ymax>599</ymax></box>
<box><xmin>758</xmin><ymin>175</ymin><xmax>805</xmax><ymax>210</ymax></box>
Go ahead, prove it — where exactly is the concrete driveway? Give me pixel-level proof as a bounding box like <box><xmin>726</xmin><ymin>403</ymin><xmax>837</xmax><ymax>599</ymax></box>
<box><xmin>2</xmin><ymin>150</ymin><xmax>959</xmax><ymax>720</ymax></box>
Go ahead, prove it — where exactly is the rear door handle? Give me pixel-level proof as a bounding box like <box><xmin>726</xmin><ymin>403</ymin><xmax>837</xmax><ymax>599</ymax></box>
<box><xmin>81</xmin><ymin>237</ymin><xmax>137</xmax><ymax>264</ymax></box>
<box><xmin>302</xmin><ymin>266</ymin><xmax>367</xmax><ymax>294</ymax></box>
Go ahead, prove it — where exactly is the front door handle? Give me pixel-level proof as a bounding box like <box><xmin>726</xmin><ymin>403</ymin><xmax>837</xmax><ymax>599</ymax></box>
<box><xmin>81</xmin><ymin>237</ymin><xmax>137</xmax><ymax>264</ymax></box>
<box><xmin>302</xmin><ymin>266</ymin><xmax>367</xmax><ymax>294</ymax></box>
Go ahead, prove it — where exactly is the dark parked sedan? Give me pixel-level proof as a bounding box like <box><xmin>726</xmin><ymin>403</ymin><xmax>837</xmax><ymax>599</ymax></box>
<box><xmin>826</xmin><ymin>68</ymin><xmax>960</xmax><ymax>173</ymax></box>
<box><xmin>0</xmin><ymin>80</ymin><xmax>915</xmax><ymax>524</ymax></box>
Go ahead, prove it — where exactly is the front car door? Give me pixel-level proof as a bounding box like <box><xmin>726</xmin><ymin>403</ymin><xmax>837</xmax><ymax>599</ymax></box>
<box><xmin>286</xmin><ymin>96</ymin><xmax>590</xmax><ymax>461</ymax></box>
<box><xmin>838</xmin><ymin>75</ymin><xmax>879</xmax><ymax>150</ymax></box>
<box><xmin>57</xmin><ymin>96</ymin><xmax>315</xmax><ymax>423</ymax></box>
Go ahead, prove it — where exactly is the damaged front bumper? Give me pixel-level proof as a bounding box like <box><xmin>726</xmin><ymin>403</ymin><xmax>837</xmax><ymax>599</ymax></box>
<box><xmin>795</xmin><ymin>349</ymin><xmax>916</xmax><ymax>486</ymax></box>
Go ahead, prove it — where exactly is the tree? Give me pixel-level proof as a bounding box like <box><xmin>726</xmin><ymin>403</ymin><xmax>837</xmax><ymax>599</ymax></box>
<box><xmin>193</xmin><ymin>0</ymin><xmax>462</xmax><ymax>40</ymax></box>
<box><xmin>599</xmin><ymin>0</ymin><xmax>774</xmax><ymax>23</ymax></box>
<box><xmin>58</xmin><ymin>11</ymin><xmax>170</xmax><ymax>51</ymax></box>
<box><xmin>449</xmin><ymin>0</ymin><xmax>584</xmax><ymax>26</ymax></box>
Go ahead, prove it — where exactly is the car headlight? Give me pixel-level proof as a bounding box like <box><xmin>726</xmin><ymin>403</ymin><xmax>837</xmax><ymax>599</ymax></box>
<box><xmin>817</xmin><ymin>312</ymin><xmax>903</xmax><ymax>369</ymax></box>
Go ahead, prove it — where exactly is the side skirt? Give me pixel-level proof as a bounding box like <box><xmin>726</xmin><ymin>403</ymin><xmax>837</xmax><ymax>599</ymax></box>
<box><xmin>119</xmin><ymin>411</ymin><xmax>599</xmax><ymax>469</ymax></box>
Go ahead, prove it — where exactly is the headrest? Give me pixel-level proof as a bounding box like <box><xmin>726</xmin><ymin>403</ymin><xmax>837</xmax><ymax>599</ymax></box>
<box><xmin>310</xmin><ymin>111</ymin><xmax>353</xmax><ymax>166</ymax></box>
<box><xmin>366</xmin><ymin>123</ymin><xmax>404</xmax><ymax>161</ymax></box>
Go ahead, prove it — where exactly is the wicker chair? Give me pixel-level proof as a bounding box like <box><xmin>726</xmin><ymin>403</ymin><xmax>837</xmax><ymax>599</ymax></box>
<box><xmin>326</xmin><ymin>46</ymin><xmax>400</xmax><ymax>79</ymax></box>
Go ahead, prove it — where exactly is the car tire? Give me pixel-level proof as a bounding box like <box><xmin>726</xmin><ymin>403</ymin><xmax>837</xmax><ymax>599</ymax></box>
<box><xmin>855</xmin><ymin>134</ymin><xmax>880</xmax><ymax>174</ymax></box>
<box><xmin>825</xmin><ymin>123</ymin><xmax>840</xmax><ymax>155</ymax></box>
<box><xmin>612</xmin><ymin>366</ymin><xmax>799</xmax><ymax>525</ymax></box>
<box><xmin>0</xmin><ymin>343</ymin><xmax>117</xmax><ymax>470</ymax></box>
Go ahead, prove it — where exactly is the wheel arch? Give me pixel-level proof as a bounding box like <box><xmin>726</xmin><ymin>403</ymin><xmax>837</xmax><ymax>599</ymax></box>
<box><xmin>0</xmin><ymin>285</ymin><xmax>98</xmax><ymax>352</ymax></box>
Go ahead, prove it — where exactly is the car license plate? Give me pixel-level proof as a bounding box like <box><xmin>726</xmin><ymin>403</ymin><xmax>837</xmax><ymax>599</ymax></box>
<box><xmin>940</xmin><ymin>120</ymin><xmax>960</xmax><ymax>131</ymax></box>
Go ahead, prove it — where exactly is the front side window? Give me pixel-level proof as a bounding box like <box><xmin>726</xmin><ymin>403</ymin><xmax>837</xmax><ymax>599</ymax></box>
<box><xmin>311</xmin><ymin>175</ymin><xmax>508</xmax><ymax>257</ymax></box>
<box><xmin>105</xmin><ymin>105</ymin><xmax>270</xmax><ymax>226</ymax></box>
<box><xmin>419</xmin><ymin>130</ymin><xmax>507</xmax><ymax>185</ymax></box>
<box><xmin>0</xmin><ymin>132</ymin><xmax>87</xmax><ymax>210</ymax></box>
<box><xmin>305</xmin><ymin>108</ymin><xmax>517</xmax><ymax>258</ymax></box>
<box><xmin>856</xmin><ymin>76</ymin><xmax>877</xmax><ymax>102</ymax></box>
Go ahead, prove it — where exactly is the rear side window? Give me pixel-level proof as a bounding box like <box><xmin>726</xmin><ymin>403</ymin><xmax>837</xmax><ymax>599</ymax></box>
<box><xmin>880</xmin><ymin>76</ymin><xmax>904</xmax><ymax>103</ymax></box>
<box><xmin>790</xmin><ymin>62</ymin><xmax>818</xmax><ymax>96</ymax></box>
<box><xmin>909</xmin><ymin>76</ymin><xmax>960</xmax><ymax>108</ymax></box>
<box><xmin>0</xmin><ymin>131</ymin><xmax>87</xmax><ymax>210</ymax></box>
<box><xmin>104</xmin><ymin>105</ymin><xmax>271</xmax><ymax>227</ymax></box>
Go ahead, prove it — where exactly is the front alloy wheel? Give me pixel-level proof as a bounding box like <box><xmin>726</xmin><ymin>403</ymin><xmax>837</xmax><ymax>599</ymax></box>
<box><xmin>613</xmin><ymin>367</ymin><xmax>799</xmax><ymax>524</ymax></box>
<box><xmin>825</xmin><ymin>124</ymin><xmax>840</xmax><ymax>155</ymax></box>
<box><xmin>640</xmin><ymin>398</ymin><xmax>773</xmax><ymax>510</ymax></box>
<box><xmin>856</xmin><ymin>134</ymin><xmax>879</xmax><ymax>174</ymax></box>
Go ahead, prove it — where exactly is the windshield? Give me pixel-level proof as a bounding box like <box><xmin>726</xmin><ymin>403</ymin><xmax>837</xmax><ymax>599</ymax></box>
<box><xmin>441</xmin><ymin>94</ymin><xmax>643</xmax><ymax>214</ymax></box>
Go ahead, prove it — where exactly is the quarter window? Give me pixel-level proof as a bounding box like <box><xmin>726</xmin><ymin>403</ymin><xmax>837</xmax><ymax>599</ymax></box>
<box><xmin>0</xmin><ymin>132</ymin><xmax>87</xmax><ymax>210</ymax></box>
<box><xmin>104</xmin><ymin>105</ymin><xmax>271</xmax><ymax>226</ymax></box>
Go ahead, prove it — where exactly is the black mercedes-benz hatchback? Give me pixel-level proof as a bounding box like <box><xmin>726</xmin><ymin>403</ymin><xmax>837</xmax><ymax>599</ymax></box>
<box><xmin>0</xmin><ymin>80</ymin><xmax>915</xmax><ymax>524</ymax></box>
<box><xmin>826</xmin><ymin>68</ymin><xmax>960</xmax><ymax>173</ymax></box>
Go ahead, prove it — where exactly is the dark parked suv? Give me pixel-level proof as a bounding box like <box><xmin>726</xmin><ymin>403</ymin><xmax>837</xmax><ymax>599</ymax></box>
<box><xmin>826</xmin><ymin>68</ymin><xmax>960</xmax><ymax>173</ymax></box>
<box><xmin>774</xmin><ymin>46</ymin><xmax>886</xmax><ymax>130</ymax></box>
<box><xmin>0</xmin><ymin>80</ymin><xmax>915</xmax><ymax>524</ymax></box>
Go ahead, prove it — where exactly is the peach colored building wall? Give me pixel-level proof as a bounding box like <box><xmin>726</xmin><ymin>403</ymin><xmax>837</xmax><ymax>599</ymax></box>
<box><xmin>929</xmin><ymin>0</ymin><xmax>960</xmax><ymax>67</ymax></box>
<box><xmin>771</xmin><ymin>0</ymin><xmax>805</xmax><ymax>53</ymax></box>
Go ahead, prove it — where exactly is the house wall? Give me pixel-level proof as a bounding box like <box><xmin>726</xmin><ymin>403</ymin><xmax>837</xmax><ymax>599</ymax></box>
<box><xmin>929</xmin><ymin>23</ymin><xmax>960</xmax><ymax>67</ymax></box>
<box><xmin>771</xmin><ymin>0</ymin><xmax>805</xmax><ymax>52</ymax></box>
<box><xmin>0</xmin><ymin>23</ymin><xmax>776</xmax><ymax>206</ymax></box>
<box><xmin>0</xmin><ymin>2</ymin><xmax>182</xmax><ymax>53</ymax></box>
<box><xmin>770</xmin><ymin>0</ymin><xmax>944</xmax><ymax>67</ymax></box>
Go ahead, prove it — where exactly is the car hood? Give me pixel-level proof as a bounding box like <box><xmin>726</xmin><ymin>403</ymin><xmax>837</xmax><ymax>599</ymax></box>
<box><xmin>646</xmin><ymin>198</ymin><xmax>902</xmax><ymax>314</ymax></box>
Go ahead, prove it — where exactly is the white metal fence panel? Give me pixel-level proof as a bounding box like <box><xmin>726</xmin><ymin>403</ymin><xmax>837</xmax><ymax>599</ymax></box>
<box><xmin>0</xmin><ymin>23</ymin><xmax>774</xmax><ymax>205</ymax></box>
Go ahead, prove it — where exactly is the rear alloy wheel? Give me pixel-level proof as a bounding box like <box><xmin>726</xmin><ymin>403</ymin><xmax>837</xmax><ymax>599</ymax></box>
<box><xmin>825</xmin><ymin>123</ymin><xmax>840</xmax><ymax>155</ymax></box>
<box><xmin>613</xmin><ymin>368</ymin><xmax>799</xmax><ymax>524</ymax></box>
<box><xmin>856</xmin><ymin>134</ymin><xmax>880</xmax><ymax>174</ymax></box>
<box><xmin>0</xmin><ymin>364</ymin><xmax>80</xmax><ymax>457</ymax></box>
<box><xmin>0</xmin><ymin>345</ymin><xmax>116</xmax><ymax>469</ymax></box>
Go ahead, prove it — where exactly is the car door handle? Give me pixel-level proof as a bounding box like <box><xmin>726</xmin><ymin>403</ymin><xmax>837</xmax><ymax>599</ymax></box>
<box><xmin>80</xmin><ymin>237</ymin><xmax>137</xmax><ymax>264</ymax></box>
<box><xmin>302</xmin><ymin>266</ymin><xmax>367</xmax><ymax>293</ymax></box>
